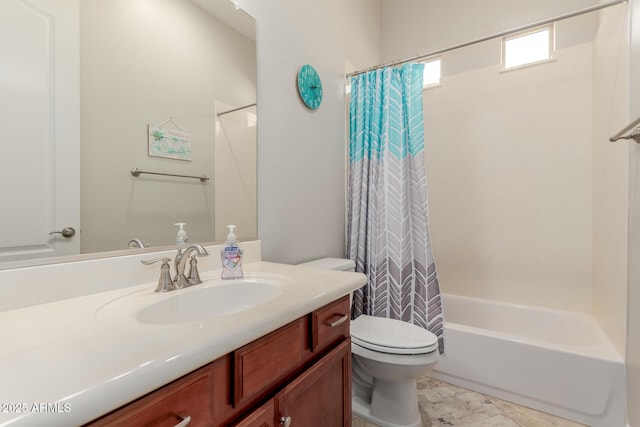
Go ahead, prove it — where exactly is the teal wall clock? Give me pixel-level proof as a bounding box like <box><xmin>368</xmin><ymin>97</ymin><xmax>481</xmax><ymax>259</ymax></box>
<box><xmin>297</xmin><ymin>64</ymin><xmax>323</xmax><ymax>110</ymax></box>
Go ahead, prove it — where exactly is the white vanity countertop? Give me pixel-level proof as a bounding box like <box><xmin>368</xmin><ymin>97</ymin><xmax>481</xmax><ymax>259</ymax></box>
<box><xmin>0</xmin><ymin>261</ymin><xmax>366</xmax><ymax>427</ymax></box>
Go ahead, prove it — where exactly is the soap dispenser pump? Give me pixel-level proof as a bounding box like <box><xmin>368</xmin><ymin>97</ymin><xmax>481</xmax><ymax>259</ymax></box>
<box><xmin>175</xmin><ymin>222</ymin><xmax>188</xmax><ymax>248</ymax></box>
<box><xmin>220</xmin><ymin>224</ymin><xmax>243</xmax><ymax>279</ymax></box>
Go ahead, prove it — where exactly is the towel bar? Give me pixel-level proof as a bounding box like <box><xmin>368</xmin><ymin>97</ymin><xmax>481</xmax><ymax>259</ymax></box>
<box><xmin>130</xmin><ymin>168</ymin><xmax>210</xmax><ymax>182</ymax></box>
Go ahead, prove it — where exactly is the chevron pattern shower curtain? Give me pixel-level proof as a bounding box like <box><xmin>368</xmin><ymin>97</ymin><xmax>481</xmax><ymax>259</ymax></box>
<box><xmin>348</xmin><ymin>63</ymin><xmax>444</xmax><ymax>353</ymax></box>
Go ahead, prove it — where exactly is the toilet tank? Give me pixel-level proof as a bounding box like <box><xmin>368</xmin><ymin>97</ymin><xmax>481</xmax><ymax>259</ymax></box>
<box><xmin>298</xmin><ymin>257</ymin><xmax>355</xmax><ymax>272</ymax></box>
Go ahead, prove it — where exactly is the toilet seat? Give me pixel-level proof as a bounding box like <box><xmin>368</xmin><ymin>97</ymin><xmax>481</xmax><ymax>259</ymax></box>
<box><xmin>351</xmin><ymin>315</ymin><xmax>439</xmax><ymax>355</ymax></box>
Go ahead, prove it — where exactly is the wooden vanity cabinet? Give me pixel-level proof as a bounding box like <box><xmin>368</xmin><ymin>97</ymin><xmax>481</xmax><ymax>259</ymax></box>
<box><xmin>86</xmin><ymin>295</ymin><xmax>352</xmax><ymax>427</ymax></box>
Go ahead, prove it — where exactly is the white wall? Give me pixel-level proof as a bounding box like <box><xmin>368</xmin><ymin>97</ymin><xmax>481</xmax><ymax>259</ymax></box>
<box><xmin>237</xmin><ymin>0</ymin><xmax>382</xmax><ymax>263</ymax></box>
<box><xmin>592</xmin><ymin>3</ymin><xmax>630</xmax><ymax>358</ymax></box>
<box><xmin>427</xmin><ymin>36</ymin><xmax>594</xmax><ymax>312</ymax></box>
<box><xmin>384</xmin><ymin>0</ymin><xmax>607</xmax><ymax>313</ymax></box>
<box><xmin>382</xmin><ymin>0</ymin><xmax>603</xmax><ymax>63</ymax></box>
<box><xmin>80</xmin><ymin>0</ymin><xmax>257</xmax><ymax>252</ymax></box>
<box><xmin>627</xmin><ymin>0</ymin><xmax>640</xmax><ymax>424</ymax></box>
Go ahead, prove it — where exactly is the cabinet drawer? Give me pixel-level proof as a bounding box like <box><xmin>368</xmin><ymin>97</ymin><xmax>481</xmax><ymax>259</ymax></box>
<box><xmin>87</xmin><ymin>366</ymin><xmax>212</xmax><ymax>427</ymax></box>
<box><xmin>234</xmin><ymin>318</ymin><xmax>307</xmax><ymax>407</ymax></box>
<box><xmin>312</xmin><ymin>295</ymin><xmax>350</xmax><ymax>352</ymax></box>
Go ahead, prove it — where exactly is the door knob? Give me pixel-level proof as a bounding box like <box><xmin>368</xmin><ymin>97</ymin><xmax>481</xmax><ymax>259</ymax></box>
<box><xmin>49</xmin><ymin>227</ymin><xmax>76</xmax><ymax>238</ymax></box>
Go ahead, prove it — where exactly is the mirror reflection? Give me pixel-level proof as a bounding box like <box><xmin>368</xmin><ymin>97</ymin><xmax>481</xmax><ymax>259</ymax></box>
<box><xmin>0</xmin><ymin>0</ymin><xmax>257</xmax><ymax>267</ymax></box>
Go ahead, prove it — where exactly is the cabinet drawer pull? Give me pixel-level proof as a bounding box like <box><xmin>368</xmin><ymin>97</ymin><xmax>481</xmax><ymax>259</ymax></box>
<box><xmin>280</xmin><ymin>416</ymin><xmax>292</xmax><ymax>427</ymax></box>
<box><xmin>174</xmin><ymin>414</ymin><xmax>191</xmax><ymax>427</ymax></box>
<box><xmin>325</xmin><ymin>314</ymin><xmax>348</xmax><ymax>328</ymax></box>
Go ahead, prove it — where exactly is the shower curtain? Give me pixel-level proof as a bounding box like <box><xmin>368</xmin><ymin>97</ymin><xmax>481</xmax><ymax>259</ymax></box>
<box><xmin>347</xmin><ymin>63</ymin><xmax>444</xmax><ymax>353</ymax></box>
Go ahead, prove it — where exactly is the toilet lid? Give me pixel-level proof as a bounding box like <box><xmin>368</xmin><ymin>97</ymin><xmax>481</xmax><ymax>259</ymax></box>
<box><xmin>351</xmin><ymin>315</ymin><xmax>439</xmax><ymax>355</ymax></box>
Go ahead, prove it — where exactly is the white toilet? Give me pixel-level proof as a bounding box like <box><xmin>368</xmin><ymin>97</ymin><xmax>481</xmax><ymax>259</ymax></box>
<box><xmin>298</xmin><ymin>258</ymin><xmax>440</xmax><ymax>427</ymax></box>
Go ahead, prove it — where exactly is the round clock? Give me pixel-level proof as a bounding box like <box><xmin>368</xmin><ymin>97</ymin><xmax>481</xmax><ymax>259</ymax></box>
<box><xmin>297</xmin><ymin>64</ymin><xmax>323</xmax><ymax>109</ymax></box>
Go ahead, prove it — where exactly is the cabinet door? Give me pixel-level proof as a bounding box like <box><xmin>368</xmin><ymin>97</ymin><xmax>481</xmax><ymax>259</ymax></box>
<box><xmin>274</xmin><ymin>339</ymin><xmax>351</xmax><ymax>427</ymax></box>
<box><xmin>234</xmin><ymin>400</ymin><xmax>274</xmax><ymax>427</ymax></box>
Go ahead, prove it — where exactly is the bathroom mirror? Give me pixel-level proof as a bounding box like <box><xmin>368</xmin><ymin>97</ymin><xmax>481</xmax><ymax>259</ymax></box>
<box><xmin>0</xmin><ymin>0</ymin><xmax>256</xmax><ymax>268</ymax></box>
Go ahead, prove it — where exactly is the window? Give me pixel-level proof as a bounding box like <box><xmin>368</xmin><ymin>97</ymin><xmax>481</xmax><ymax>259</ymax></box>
<box><xmin>247</xmin><ymin>111</ymin><xmax>257</xmax><ymax>127</ymax></box>
<box><xmin>422</xmin><ymin>58</ymin><xmax>441</xmax><ymax>87</ymax></box>
<box><xmin>503</xmin><ymin>25</ymin><xmax>554</xmax><ymax>69</ymax></box>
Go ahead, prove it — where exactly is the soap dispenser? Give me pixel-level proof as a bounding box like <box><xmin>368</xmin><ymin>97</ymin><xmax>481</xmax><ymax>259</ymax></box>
<box><xmin>175</xmin><ymin>222</ymin><xmax>188</xmax><ymax>248</ymax></box>
<box><xmin>220</xmin><ymin>224</ymin><xmax>243</xmax><ymax>279</ymax></box>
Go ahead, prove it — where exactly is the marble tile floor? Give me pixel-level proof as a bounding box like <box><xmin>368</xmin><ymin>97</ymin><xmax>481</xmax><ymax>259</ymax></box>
<box><xmin>352</xmin><ymin>376</ymin><xmax>587</xmax><ymax>427</ymax></box>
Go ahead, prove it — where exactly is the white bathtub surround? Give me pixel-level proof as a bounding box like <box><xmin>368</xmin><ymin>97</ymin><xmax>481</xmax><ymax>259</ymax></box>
<box><xmin>430</xmin><ymin>294</ymin><xmax>626</xmax><ymax>427</ymax></box>
<box><xmin>0</xmin><ymin>244</ymin><xmax>367</xmax><ymax>426</ymax></box>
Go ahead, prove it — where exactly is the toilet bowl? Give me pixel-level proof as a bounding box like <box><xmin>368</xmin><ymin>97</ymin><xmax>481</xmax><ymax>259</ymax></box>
<box><xmin>297</xmin><ymin>258</ymin><xmax>440</xmax><ymax>427</ymax></box>
<box><xmin>351</xmin><ymin>314</ymin><xmax>439</xmax><ymax>427</ymax></box>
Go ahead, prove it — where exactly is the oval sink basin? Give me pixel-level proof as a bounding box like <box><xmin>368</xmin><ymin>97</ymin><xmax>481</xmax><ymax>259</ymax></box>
<box><xmin>136</xmin><ymin>279</ymin><xmax>283</xmax><ymax>325</ymax></box>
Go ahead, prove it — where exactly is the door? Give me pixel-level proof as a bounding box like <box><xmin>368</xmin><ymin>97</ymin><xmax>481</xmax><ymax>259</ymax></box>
<box><xmin>0</xmin><ymin>0</ymin><xmax>80</xmax><ymax>265</ymax></box>
<box><xmin>274</xmin><ymin>339</ymin><xmax>351</xmax><ymax>427</ymax></box>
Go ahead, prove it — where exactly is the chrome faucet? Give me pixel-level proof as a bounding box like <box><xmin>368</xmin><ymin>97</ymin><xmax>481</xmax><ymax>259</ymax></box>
<box><xmin>128</xmin><ymin>238</ymin><xmax>145</xmax><ymax>249</ymax></box>
<box><xmin>174</xmin><ymin>244</ymin><xmax>209</xmax><ymax>289</ymax></box>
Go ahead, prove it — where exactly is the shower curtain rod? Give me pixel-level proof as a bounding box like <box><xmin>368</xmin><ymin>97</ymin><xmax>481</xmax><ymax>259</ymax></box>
<box><xmin>217</xmin><ymin>103</ymin><xmax>257</xmax><ymax>116</ymax></box>
<box><xmin>346</xmin><ymin>0</ymin><xmax>628</xmax><ymax>78</ymax></box>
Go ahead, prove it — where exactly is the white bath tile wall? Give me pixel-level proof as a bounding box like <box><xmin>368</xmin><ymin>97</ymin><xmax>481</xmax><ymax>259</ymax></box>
<box><xmin>626</xmin><ymin>2</ymin><xmax>640</xmax><ymax>427</ymax></box>
<box><xmin>591</xmin><ymin>1</ymin><xmax>630</xmax><ymax>359</ymax></box>
<box><xmin>382</xmin><ymin>0</ymin><xmax>599</xmax><ymax>314</ymax></box>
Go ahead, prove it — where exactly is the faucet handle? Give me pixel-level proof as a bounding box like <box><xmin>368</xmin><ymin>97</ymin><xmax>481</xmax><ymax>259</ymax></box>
<box><xmin>141</xmin><ymin>257</ymin><xmax>175</xmax><ymax>292</ymax></box>
<box><xmin>187</xmin><ymin>254</ymin><xmax>202</xmax><ymax>285</ymax></box>
<box><xmin>141</xmin><ymin>257</ymin><xmax>169</xmax><ymax>266</ymax></box>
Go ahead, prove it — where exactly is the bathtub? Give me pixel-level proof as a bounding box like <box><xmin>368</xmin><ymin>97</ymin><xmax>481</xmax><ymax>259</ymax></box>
<box><xmin>429</xmin><ymin>294</ymin><xmax>626</xmax><ymax>427</ymax></box>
